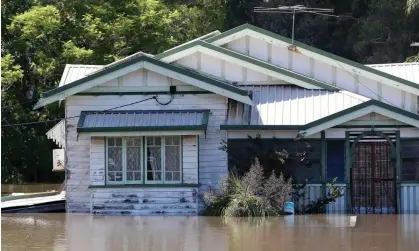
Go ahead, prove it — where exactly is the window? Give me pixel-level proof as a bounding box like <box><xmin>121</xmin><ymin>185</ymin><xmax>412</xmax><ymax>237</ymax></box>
<box><xmin>327</xmin><ymin>140</ymin><xmax>345</xmax><ymax>182</ymax></box>
<box><xmin>146</xmin><ymin>136</ymin><xmax>181</xmax><ymax>183</ymax></box>
<box><xmin>401</xmin><ymin>140</ymin><xmax>419</xmax><ymax>181</ymax></box>
<box><xmin>106</xmin><ymin>136</ymin><xmax>182</xmax><ymax>184</ymax></box>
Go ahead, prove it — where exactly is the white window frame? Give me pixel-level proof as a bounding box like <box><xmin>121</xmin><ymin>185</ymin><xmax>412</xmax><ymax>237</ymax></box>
<box><xmin>145</xmin><ymin>136</ymin><xmax>182</xmax><ymax>184</ymax></box>
<box><xmin>106</xmin><ymin>137</ymin><xmax>143</xmax><ymax>185</ymax></box>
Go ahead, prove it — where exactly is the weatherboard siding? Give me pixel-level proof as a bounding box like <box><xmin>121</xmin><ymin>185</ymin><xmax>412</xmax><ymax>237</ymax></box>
<box><xmin>65</xmin><ymin>94</ymin><xmax>228</xmax><ymax>214</ymax></box>
<box><xmin>400</xmin><ymin>184</ymin><xmax>419</xmax><ymax>213</ymax></box>
<box><xmin>83</xmin><ymin>68</ymin><xmax>205</xmax><ymax>93</ymax></box>
<box><xmin>90</xmin><ymin>187</ymin><xmax>199</xmax><ymax>215</ymax></box>
<box><xmin>225</xmin><ymin>35</ymin><xmax>417</xmax><ymax>113</ymax></box>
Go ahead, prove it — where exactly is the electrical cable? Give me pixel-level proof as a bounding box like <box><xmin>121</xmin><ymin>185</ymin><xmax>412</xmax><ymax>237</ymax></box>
<box><xmin>1</xmin><ymin>96</ymin><xmax>160</xmax><ymax>127</ymax></box>
<box><xmin>332</xmin><ymin>59</ymin><xmax>397</xmax><ymax>107</ymax></box>
<box><xmin>154</xmin><ymin>95</ymin><xmax>174</xmax><ymax>106</ymax></box>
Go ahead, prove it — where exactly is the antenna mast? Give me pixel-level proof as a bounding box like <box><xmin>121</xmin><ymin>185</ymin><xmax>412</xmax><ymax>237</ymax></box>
<box><xmin>254</xmin><ymin>5</ymin><xmax>335</xmax><ymax>49</ymax></box>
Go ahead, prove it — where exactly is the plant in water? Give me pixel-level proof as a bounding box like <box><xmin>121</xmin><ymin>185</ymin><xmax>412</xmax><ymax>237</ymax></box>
<box><xmin>203</xmin><ymin>158</ymin><xmax>294</xmax><ymax>217</ymax></box>
<box><xmin>301</xmin><ymin>178</ymin><xmax>345</xmax><ymax>214</ymax></box>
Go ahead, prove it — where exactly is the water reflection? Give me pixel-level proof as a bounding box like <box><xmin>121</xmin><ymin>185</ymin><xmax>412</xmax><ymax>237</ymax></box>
<box><xmin>1</xmin><ymin>214</ymin><xmax>419</xmax><ymax>251</ymax></box>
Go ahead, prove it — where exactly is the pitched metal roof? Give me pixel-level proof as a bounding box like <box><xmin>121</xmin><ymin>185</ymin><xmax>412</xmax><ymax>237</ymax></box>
<box><xmin>77</xmin><ymin>110</ymin><xmax>210</xmax><ymax>133</ymax></box>
<box><xmin>221</xmin><ymin>100</ymin><xmax>419</xmax><ymax>133</ymax></box>
<box><xmin>226</xmin><ymin>85</ymin><xmax>366</xmax><ymax>126</ymax></box>
<box><xmin>205</xmin><ymin>23</ymin><xmax>419</xmax><ymax>95</ymax></box>
<box><xmin>157</xmin><ymin>40</ymin><xmax>339</xmax><ymax>91</ymax></box>
<box><xmin>59</xmin><ymin>64</ymin><xmax>103</xmax><ymax>87</ymax></box>
<box><xmin>367</xmin><ymin>63</ymin><xmax>419</xmax><ymax>84</ymax></box>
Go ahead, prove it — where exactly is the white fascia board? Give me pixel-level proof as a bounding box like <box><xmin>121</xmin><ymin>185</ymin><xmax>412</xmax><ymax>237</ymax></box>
<box><xmin>301</xmin><ymin>105</ymin><xmax>419</xmax><ymax>137</ymax></box>
<box><xmin>373</xmin><ymin>106</ymin><xmax>419</xmax><ymax>128</ymax></box>
<box><xmin>144</xmin><ymin>62</ymin><xmax>253</xmax><ymax>105</ymax></box>
<box><xmin>34</xmin><ymin>62</ymin><xmax>145</xmax><ymax>109</ymax></box>
<box><xmin>211</xmin><ymin>29</ymin><xmax>419</xmax><ymax>96</ymax></box>
<box><xmin>159</xmin><ymin>47</ymin><xmax>200</xmax><ymax>64</ymax></box>
<box><xmin>300</xmin><ymin>106</ymin><xmax>374</xmax><ymax>137</ymax></box>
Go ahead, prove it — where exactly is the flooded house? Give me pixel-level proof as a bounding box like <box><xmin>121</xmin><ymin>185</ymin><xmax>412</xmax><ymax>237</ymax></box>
<box><xmin>35</xmin><ymin>24</ymin><xmax>419</xmax><ymax>215</ymax></box>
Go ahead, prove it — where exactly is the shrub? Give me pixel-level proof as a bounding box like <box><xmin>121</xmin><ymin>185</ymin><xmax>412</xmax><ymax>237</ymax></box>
<box><xmin>203</xmin><ymin>158</ymin><xmax>294</xmax><ymax>217</ymax></box>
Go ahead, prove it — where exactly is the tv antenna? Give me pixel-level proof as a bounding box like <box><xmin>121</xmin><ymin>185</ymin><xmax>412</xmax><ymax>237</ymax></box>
<box><xmin>254</xmin><ymin>5</ymin><xmax>336</xmax><ymax>49</ymax></box>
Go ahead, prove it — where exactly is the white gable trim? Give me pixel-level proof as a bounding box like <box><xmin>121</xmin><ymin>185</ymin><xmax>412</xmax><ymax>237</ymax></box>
<box><xmin>300</xmin><ymin>105</ymin><xmax>419</xmax><ymax>137</ymax></box>
<box><xmin>34</xmin><ymin>58</ymin><xmax>253</xmax><ymax>109</ymax></box>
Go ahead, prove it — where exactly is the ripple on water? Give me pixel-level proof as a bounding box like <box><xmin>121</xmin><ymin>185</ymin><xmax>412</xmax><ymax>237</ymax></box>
<box><xmin>1</xmin><ymin>214</ymin><xmax>419</xmax><ymax>251</ymax></box>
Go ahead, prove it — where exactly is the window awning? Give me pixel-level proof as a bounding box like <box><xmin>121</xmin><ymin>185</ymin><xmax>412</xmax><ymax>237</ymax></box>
<box><xmin>46</xmin><ymin>120</ymin><xmax>66</xmax><ymax>148</ymax></box>
<box><xmin>77</xmin><ymin>110</ymin><xmax>210</xmax><ymax>134</ymax></box>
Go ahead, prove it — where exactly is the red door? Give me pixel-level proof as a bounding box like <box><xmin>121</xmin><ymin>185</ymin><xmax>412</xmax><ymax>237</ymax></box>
<box><xmin>351</xmin><ymin>142</ymin><xmax>396</xmax><ymax>214</ymax></box>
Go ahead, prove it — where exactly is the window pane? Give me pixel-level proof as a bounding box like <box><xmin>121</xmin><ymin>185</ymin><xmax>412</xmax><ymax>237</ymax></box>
<box><xmin>165</xmin><ymin>142</ymin><xmax>180</xmax><ymax>181</ymax></box>
<box><xmin>126</xmin><ymin>138</ymin><xmax>133</xmax><ymax>146</ymax></box>
<box><xmin>108</xmin><ymin>138</ymin><xmax>114</xmax><ymax>146</ymax></box>
<box><xmin>172</xmin><ymin>137</ymin><xmax>180</xmax><ymax>145</ymax></box>
<box><xmin>327</xmin><ymin>140</ymin><xmax>345</xmax><ymax>182</ymax></box>
<box><xmin>401</xmin><ymin>140</ymin><xmax>419</xmax><ymax>181</ymax></box>
<box><xmin>126</xmin><ymin>137</ymin><xmax>142</xmax><ymax>182</ymax></box>
<box><xmin>165</xmin><ymin>146</ymin><xmax>180</xmax><ymax>171</ymax></box>
<box><xmin>127</xmin><ymin>147</ymin><xmax>141</xmax><ymax>171</ymax></box>
<box><xmin>115</xmin><ymin>138</ymin><xmax>122</xmax><ymax>146</ymax></box>
<box><xmin>134</xmin><ymin>138</ymin><xmax>141</xmax><ymax>146</ymax></box>
<box><xmin>115</xmin><ymin>171</ymin><xmax>123</xmax><ymax>181</ymax></box>
<box><xmin>147</xmin><ymin>140</ymin><xmax>162</xmax><ymax>181</ymax></box>
<box><xmin>173</xmin><ymin>172</ymin><xmax>180</xmax><ymax>181</ymax></box>
<box><xmin>108</xmin><ymin>137</ymin><xmax>123</xmax><ymax>183</ymax></box>
<box><xmin>155</xmin><ymin>137</ymin><xmax>161</xmax><ymax>146</ymax></box>
<box><xmin>108</xmin><ymin>147</ymin><xmax>122</xmax><ymax>171</ymax></box>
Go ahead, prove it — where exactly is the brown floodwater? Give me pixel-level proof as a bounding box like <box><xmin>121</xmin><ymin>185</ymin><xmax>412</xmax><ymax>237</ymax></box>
<box><xmin>1</xmin><ymin>184</ymin><xmax>62</xmax><ymax>195</ymax></box>
<box><xmin>1</xmin><ymin>214</ymin><xmax>419</xmax><ymax>251</ymax></box>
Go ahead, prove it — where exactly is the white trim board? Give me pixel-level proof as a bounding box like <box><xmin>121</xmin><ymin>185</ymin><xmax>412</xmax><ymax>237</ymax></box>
<box><xmin>300</xmin><ymin>105</ymin><xmax>419</xmax><ymax>137</ymax></box>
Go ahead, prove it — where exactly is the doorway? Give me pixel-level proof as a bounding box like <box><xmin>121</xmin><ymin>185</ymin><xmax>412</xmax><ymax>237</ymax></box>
<box><xmin>351</xmin><ymin>142</ymin><xmax>396</xmax><ymax>214</ymax></box>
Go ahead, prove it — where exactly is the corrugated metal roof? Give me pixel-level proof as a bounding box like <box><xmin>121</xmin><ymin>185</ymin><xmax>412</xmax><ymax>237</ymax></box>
<box><xmin>227</xmin><ymin>85</ymin><xmax>366</xmax><ymax>125</ymax></box>
<box><xmin>367</xmin><ymin>63</ymin><xmax>419</xmax><ymax>84</ymax></box>
<box><xmin>77</xmin><ymin>110</ymin><xmax>210</xmax><ymax>132</ymax></box>
<box><xmin>59</xmin><ymin>64</ymin><xmax>103</xmax><ymax>87</ymax></box>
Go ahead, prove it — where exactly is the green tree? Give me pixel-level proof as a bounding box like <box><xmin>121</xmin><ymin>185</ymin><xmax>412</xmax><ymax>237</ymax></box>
<box><xmin>1</xmin><ymin>0</ymin><xmax>227</xmax><ymax>183</ymax></box>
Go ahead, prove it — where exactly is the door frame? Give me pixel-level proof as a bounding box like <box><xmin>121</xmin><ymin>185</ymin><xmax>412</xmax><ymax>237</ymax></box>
<box><xmin>345</xmin><ymin>130</ymin><xmax>400</xmax><ymax>213</ymax></box>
